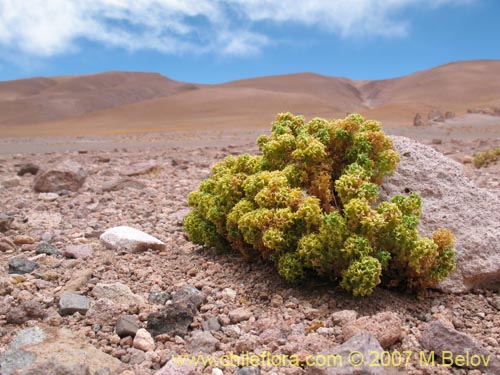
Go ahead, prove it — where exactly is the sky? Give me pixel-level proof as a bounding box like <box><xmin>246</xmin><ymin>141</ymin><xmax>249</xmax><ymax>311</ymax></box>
<box><xmin>0</xmin><ymin>0</ymin><xmax>499</xmax><ymax>84</ymax></box>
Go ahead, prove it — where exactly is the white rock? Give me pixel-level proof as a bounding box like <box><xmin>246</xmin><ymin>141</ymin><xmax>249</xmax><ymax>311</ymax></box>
<box><xmin>221</xmin><ymin>288</ymin><xmax>237</xmax><ymax>301</ymax></box>
<box><xmin>382</xmin><ymin>136</ymin><xmax>500</xmax><ymax>293</ymax></box>
<box><xmin>133</xmin><ymin>328</ymin><xmax>155</xmax><ymax>352</ymax></box>
<box><xmin>100</xmin><ymin>226</ymin><xmax>166</xmax><ymax>252</ymax></box>
<box><xmin>91</xmin><ymin>282</ymin><xmax>145</xmax><ymax>307</ymax></box>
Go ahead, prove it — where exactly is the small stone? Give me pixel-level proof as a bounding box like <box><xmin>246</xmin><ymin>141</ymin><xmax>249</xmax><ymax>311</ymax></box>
<box><xmin>34</xmin><ymin>160</ymin><xmax>87</xmax><ymax>192</ymax></box>
<box><xmin>172</xmin><ymin>285</ymin><xmax>206</xmax><ymax>309</ymax></box>
<box><xmin>63</xmin><ymin>244</ymin><xmax>93</xmax><ymax>259</ymax></box>
<box><xmin>342</xmin><ymin>312</ymin><xmax>402</xmax><ymax>348</ymax></box>
<box><xmin>187</xmin><ymin>331</ymin><xmax>219</xmax><ymax>354</ymax></box>
<box><xmin>202</xmin><ymin>317</ymin><xmax>221</xmax><ymax>332</ymax></box>
<box><xmin>490</xmin><ymin>296</ymin><xmax>500</xmax><ymax>310</ymax></box>
<box><xmin>229</xmin><ymin>307</ymin><xmax>252</xmax><ymax>323</ymax></box>
<box><xmin>147</xmin><ymin>301</ymin><xmax>197</xmax><ymax>337</ymax></box>
<box><xmin>91</xmin><ymin>282</ymin><xmax>144</xmax><ymax>307</ymax></box>
<box><xmin>331</xmin><ymin>310</ymin><xmax>358</xmax><ymax>326</ymax></box>
<box><xmin>156</xmin><ymin>359</ymin><xmax>196</xmax><ymax>375</ymax></box>
<box><xmin>59</xmin><ymin>292</ymin><xmax>91</xmax><ymax>316</ymax></box>
<box><xmin>116</xmin><ymin>315</ymin><xmax>140</xmax><ymax>338</ymax></box>
<box><xmin>148</xmin><ymin>291</ymin><xmax>170</xmax><ymax>305</ymax></box>
<box><xmin>221</xmin><ymin>288</ymin><xmax>237</xmax><ymax>301</ymax></box>
<box><xmin>462</xmin><ymin>155</ymin><xmax>473</xmax><ymax>164</ymax></box>
<box><xmin>38</xmin><ymin>192</ymin><xmax>60</xmax><ymax>201</ymax></box>
<box><xmin>270</xmin><ymin>294</ymin><xmax>283</xmax><ymax>307</ymax></box>
<box><xmin>0</xmin><ymin>237</ymin><xmax>16</xmax><ymax>252</ymax></box>
<box><xmin>212</xmin><ymin>369</ymin><xmax>224</xmax><ymax>375</ymax></box>
<box><xmin>129</xmin><ymin>349</ymin><xmax>146</xmax><ymax>365</ymax></box>
<box><xmin>17</xmin><ymin>163</ymin><xmax>39</xmax><ymax>176</ymax></box>
<box><xmin>13</xmin><ymin>235</ymin><xmax>35</xmax><ymax>245</ymax></box>
<box><xmin>236</xmin><ymin>367</ymin><xmax>261</xmax><ymax>375</ymax></box>
<box><xmin>6</xmin><ymin>301</ymin><xmax>46</xmax><ymax>324</ymax></box>
<box><xmin>419</xmin><ymin>320</ymin><xmax>500</xmax><ymax>373</ymax></box>
<box><xmin>35</xmin><ymin>242</ymin><xmax>60</xmax><ymax>256</ymax></box>
<box><xmin>102</xmin><ymin>178</ymin><xmax>147</xmax><ymax>192</ymax></box>
<box><xmin>100</xmin><ymin>226</ymin><xmax>166</xmax><ymax>252</ymax></box>
<box><xmin>133</xmin><ymin>328</ymin><xmax>155</xmax><ymax>352</ymax></box>
<box><xmin>2</xmin><ymin>177</ymin><xmax>21</xmax><ymax>188</ymax></box>
<box><xmin>0</xmin><ymin>213</ymin><xmax>14</xmax><ymax>232</ymax></box>
<box><xmin>8</xmin><ymin>258</ymin><xmax>38</xmax><ymax>274</ymax></box>
<box><xmin>121</xmin><ymin>160</ymin><xmax>160</xmax><ymax>176</ymax></box>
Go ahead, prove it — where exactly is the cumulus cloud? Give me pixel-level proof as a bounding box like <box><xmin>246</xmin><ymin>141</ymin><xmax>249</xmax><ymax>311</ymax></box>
<box><xmin>0</xmin><ymin>0</ymin><xmax>474</xmax><ymax>58</ymax></box>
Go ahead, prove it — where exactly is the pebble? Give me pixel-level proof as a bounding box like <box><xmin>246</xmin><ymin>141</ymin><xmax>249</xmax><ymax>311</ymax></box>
<box><xmin>228</xmin><ymin>307</ymin><xmax>252</xmax><ymax>323</ymax></box>
<box><xmin>116</xmin><ymin>315</ymin><xmax>140</xmax><ymax>338</ymax></box>
<box><xmin>58</xmin><ymin>292</ymin><xmax>91</xmax><ymax>316</ymax></box>
<box><xmin>35</xmin><ymin>242</ymin><xmax>61</xmax><ymax>256</ymax></box>
<box><xmin>8</xmin><ymin>258</ymin><xmax>38</xmax><ymax>274</ymax></box>
<box><xmin>133</xmin><ymin>328</ymin><xmax>155</xmax><ymax>352</ymax></box>
<box><xmin>63</xmin><ymin>244</ymin><xmax>94</xmax><ymax>259</ymax></box>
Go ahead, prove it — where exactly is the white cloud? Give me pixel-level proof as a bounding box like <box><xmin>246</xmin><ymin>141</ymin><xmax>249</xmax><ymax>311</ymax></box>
<box><xmin>0</xmin><ymin>0</ymin><xmax>474</xmax><ymax>58</ymax></box>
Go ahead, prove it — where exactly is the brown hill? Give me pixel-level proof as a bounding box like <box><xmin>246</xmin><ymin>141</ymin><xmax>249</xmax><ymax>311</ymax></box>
<box><xmin>0</xmin><ymin>71</ymin><xmax>198</xmax><ymax>127</ymax></box>
<box><xmin>1</xmin><ymin>60</ymin><xmax>499</xmax><ymax>137</ymax></box>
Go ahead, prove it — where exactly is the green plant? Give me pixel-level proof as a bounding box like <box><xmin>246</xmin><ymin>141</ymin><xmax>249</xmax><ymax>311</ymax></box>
<box><xmin>184</xmin><ymin>113</ymin><xmax>455</xmax><ymax>296</ymax></box>
<box><xmin>473</xmin><ymin>147</ymin><xmax>500</xmax><ymax>168</ymax></box>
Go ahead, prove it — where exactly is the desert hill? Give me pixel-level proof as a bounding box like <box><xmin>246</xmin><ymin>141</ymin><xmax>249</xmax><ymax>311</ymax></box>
<box><xmin>1</xmin><ymin>60</ymin><xmax>500</xmax><ymax>137</ymax></box>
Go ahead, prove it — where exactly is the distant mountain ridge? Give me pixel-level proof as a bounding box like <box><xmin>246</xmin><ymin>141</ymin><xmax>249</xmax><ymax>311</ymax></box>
<box><xmin>1</xmin><ymin>60</ymin><xmax>500</xmax><ymax>137</ymax></box>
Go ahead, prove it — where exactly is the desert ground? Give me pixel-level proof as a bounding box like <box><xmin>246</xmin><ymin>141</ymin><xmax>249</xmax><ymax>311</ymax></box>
<box><xmin>0</xmin><ymin>61</ymin><xmax>499</xmax><ymax>375</ymax></box>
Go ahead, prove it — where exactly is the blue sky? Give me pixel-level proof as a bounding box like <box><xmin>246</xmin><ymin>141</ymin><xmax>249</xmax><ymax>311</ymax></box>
<box><xmin>0</xmin><ymin>0</ymin><xmax>499</xmax><ymax>84</ymax></box>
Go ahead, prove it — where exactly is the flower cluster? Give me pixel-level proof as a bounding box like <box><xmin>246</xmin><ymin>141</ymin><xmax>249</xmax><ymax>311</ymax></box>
<box><xmin>184</xmin><ymin>113</ymin><xmax>455</xmax><ymax>295</ymax></box>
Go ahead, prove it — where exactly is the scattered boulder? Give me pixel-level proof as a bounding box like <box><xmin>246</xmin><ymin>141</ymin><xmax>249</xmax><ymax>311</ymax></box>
<box><xmin>34</xmin><ymin>160</ymin><xmax>87</xmax><ymax>193</ymax></box>
<box><xmin>467</xmin><ymin>106</ymin><xmax>500</xmax><ymax>117</ymax></box>
<box><xmin>133</xmin><ymin>328</ymin><xmax>155</xmax><ymax>352</ymax></box>
<box><xmin>8</xmin><ymin>258</ymin><xmax>38</xmax><ymax>274</ymax></box>
<box><xmin>63</xmin><ymin>244</ymin><xmax>93</xmax><ymax>259</ymax></box>
<box><xmin>342</xmin><ymin>312</ymin><xmax>402</xmax><ymax>348</ymax></box>
<box><xmin>0</xmin><ymin>237</ymin><xmax>16</xmax><ymax>252</ymax></box>
<box><xmin>0</xmin><ymin>213</ymin><xmax>13</xmax><ymax>232</ymax></box>
<box><xmin>306</xmin><ymin>331</ymin><xmax>394</xmax><ymax>374</ymax></box>
<box><xmin>6</xmin><ymin>301</ymin><xmax>46</xmax><ymax>324</ymax></box>
<box><xmin>35</xmin><ymin>242</ymin><xmax>60</xmax><ymax>256</ymax></box>
<box><xmin>116</xmin><ymin>315</ymin><xmax>140</xmax><ymax>338</ymax></box>
<box><xmin>229</xmin><ymin>307</ymin><xmax>253</xmax><ymax>323</ymax></box>
<box><xmin>121</xmin><ymin>160</ymin><xmax>161</xmax><ymax>176</ymax></box>
<box><xmin>428</xmin><ymin>109</ymin><xmax>444</xmax><ymax>122</ymax></box>
<box><xmin>101</xmin><ymin>178</ymin><xmax>147</xmax><ymax>192</ymax></box>
<box><xmin>444</xmin><ymin>111</ymin><xmax>455</xmax><ymax>120</ymax></box>
<box><xmin>147</xmin><ymin>301</ymin><xmax>197</xmax><ymax>337</ymax></box>
<box><xmin>419</xmin><ymin>320</ymin><xmax>500</xmax><ymax>373</ymax></box>
<box><xmin>202</xmin><ymin>317</ymin><xmax>221</xmax><ymax>332</ymax></box>
<box><xmin>187</xmin><ymin>331</ymin><xmax>219</xmax><ymax>354</ymax></box>
<box><xmin>92</xmin><ymin>282</ymin><xmax>144</xmax><ymax>307</ymax></box>
<box><xmin>2</xmin><ymin>177</ymin><xmax>21</xmax><ymax>188</ymax></box>
<box><xmin>331</xmin><ymin>310</ymin><xmax>358</xmax><ymax>326</ymax></box>
<box><xmin>172</xmin><ymin>285</ymin><xmax>206</xmax><ymax>309</ymax></box>
<box><xmin>0</xmin><ymin>325</ymin><xmax>121</xmax><ymax>375</ymax></box>
<box><xmin>17</xmin><ymin>163</ymin><xmax>40</xmax><ymax>176</ymax></box>
<box><xmin>58</xmin><ymin>292</ymin><xmax>91</xmax><ymax>316</ymax></box>
<box><xmin>148</xmin><ymin>291</ymin><xmax>170</xmax><ymax>305</ymax></box>
<box><xmin>382</xmin><ymin>136</ymin><xmax>500</xmax><ymax>293</ymax></box>
<box><xmin>100</xmin><ymin>226</ymin><xmax>166</xmax><ymax>252</ymax></box>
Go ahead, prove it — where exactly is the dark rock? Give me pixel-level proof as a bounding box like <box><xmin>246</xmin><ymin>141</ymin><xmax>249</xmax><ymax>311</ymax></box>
<box><xmin>8</xmin><ymin>258</ymin><xmax>38</xmax><ymax>274</ymax></box>
<box><xmin>419</xmin><ymin>320</ymin><xmax>500</xmax><ymax>373</ymax></box>
<box><xmin>148</xmin><ymin>291</ymin><xmax>170</xmax><ymax>305</ymax></box>
<box><xmin>202</xmin><ymin>317</ymin><xmax>221</xmax><ymax>332</ymax></box>
<box><xmin>0</xmin><ymin>213</ymin><xmax>14</xmax><ymax>232</ymax></box>
<box><xmin>17</xmin><ymin>163</ymin><xmax>40</xmax><ymax>176</ymax></box>
<box><xmin>35</xmin><ymin>242</ymin><xmax>60</xmax><ymax>256</ymax></box>
<box><xmin>63</xmin><ymin>244</ymin><xmax>93</xmax><ymax>259</ymax></box>
<box><xmin>147</xmin><ymin>301</ymin><xmax>197</xmax><ymax>337</ymax></box>
<box><xmin>172</xmin><ymin>285</ymin><xmax>206</xmax><ymax>309</ymax></box>
<box><xmin>6</xmin><ymin>301</ymin><xmax>46</xmax><ymax>324</ymax></box>
<box><xmin>306</xmin><ymin>331</ymin><xmax>392</xmax><ymax>374</ymax></box>
<box><xmin>236</xmin><ymin>367</ymin><xmax>261</xmax><ymax>375</ymax></box>
<box><xmin>58</xmin><ymin>292</ymin><xmax>91</xmax><ymax>316</ymax></box>
<box><xmin>115</xmin><ymin>315</ymin><xmax>140</xmax><ymax>338</ymax></box>
<box><xmin>34</xmin><ymin>160</ymin><xmax>87</xmax><ymax>193</ymax></box>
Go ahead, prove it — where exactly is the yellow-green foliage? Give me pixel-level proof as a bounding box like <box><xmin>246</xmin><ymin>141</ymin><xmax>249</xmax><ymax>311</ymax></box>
<box><xmin>473</xmin><ymin>147</ymin><xmax>500</xmax><ymax>168</ymax></box>
<box><xmin>184</xmin><ymin>113</ymin><xmax>456</xmax><ymax>296</ymax></box>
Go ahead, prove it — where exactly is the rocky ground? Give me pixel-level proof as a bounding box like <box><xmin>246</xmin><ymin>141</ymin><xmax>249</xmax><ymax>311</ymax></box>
<box><xmin>0</xmin><ymin>135</ymin><xmax>499</xmax><ymax>375</ymax></box>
